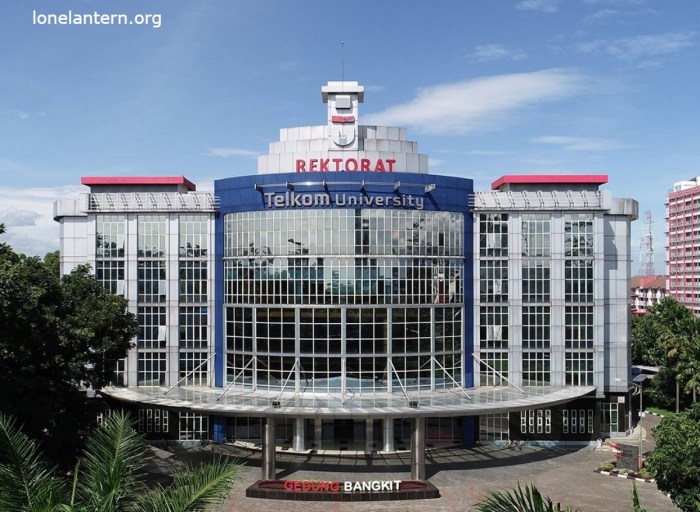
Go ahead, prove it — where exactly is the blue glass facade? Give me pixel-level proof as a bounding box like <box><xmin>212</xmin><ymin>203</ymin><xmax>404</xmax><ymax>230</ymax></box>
<box><xmin>214</xmin><ymin>172</ymin><xmax>474</xmax><ymax>395</ymax></box>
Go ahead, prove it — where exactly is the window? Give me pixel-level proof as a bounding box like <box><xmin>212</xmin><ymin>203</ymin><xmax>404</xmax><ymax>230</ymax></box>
<box><xmin>179</xmin><ymin>412</ymin><xmax>208</xmax><ymax>441</ymax></box>
<box><xmin>480</xmin><ymin>260</ymin><xmax>508</xmax><ymax>302</ymax></box>
<box><xmin>564</xmin><ymin>408</ymin><xmax>594</xmax><ymax>434</ymax></box>
<box><xmin>522</xmin><ymin>306</ymin><xmax>550</xmax><ymax>349</ymax></box>
<box><xmin>137</xmin><ymin>352</ymin><xmax>166</xmax><ymax>386</ymax></box>
<box><xmin>480</xmin><ymin>306</ymin><xmax>508</xmax><ymax>349</ymax></box>
<box><xmin>480</xmin><ymin>413</ymin><xmax>509</xmax><ymax>441</ymax></box>
<box><xmin>179</xmin><ymin>306</ymin><xmax>208</xmax><ymax>349</ymax></box>
<box><xmin>111</xmin><ymin>358</ymin><xmax>126</xmax><ymax>386</ymax></box>
<box><xmin>179</xmin><ymin>352</ymin><xmax>209</xmax><ymax>385</ymax></box>
<box><xmin>480</xmin><ymin>351</ymin><xmax>508</xmax><ymax>386</ymax></box>
<box><xmin>96</xmin><ymin>260</ymin><xmax>124</xmax><ymax>295</ymax></box>
<box><xmin>179</xmin><ymin>215</ymin><xmax>208</xmax><ymax>257</ymax></box>
<box><xmin>138</xmin><ymin>215</ymin><xmax>167</xmax><ymax>258</ymax></box>
<box><xmin>479</xmin><ymin>213</ymin><xmax>508</xmax><ymax>257</ymax></box>
<box><xmin>138</xmin><ymin>307</ymin><xmax>166</xmax><ymax>349</ymax></box>
<box><xmin>521</xmin><ymin>214</ymin><xmax>550</xmax><ymax>257</ymax></box>
<box><xmin>138</xmin><ymin>260</ymin><xmax>166</xmax><ymax>303</ymax></box>
<box><xmin>565</xmin><ymin>306</ymin><xmax>593</xmax><ymax>349</ymax></box>
<box><xmin>522</xmin><ymin>352</ymin><xmax>551</xmax><ymax>386</ymax></box>
<box><xmin>565</xmin><ymin>352</ymin><xmax>594</xmax><ymax>386</ymax></box>
<box><xmin>522</xmin><ymin>260</ymin><xmax>550</xmax><ymax>303</ymax></box>
<box><xmin>601</xmin><ymin>402</ymin><xmax>620</xmax><ymax>433</ymax></box>
<box><xmin>226</xmin><ymin>307</ymin><xmax>253</xmax><ymax>352</ymax></box>
<box><xmin>138</xmin><ymin>408</ymin><xmax>169</xmax><ymax>434</ymax></box>
<box><xmin>565</xmin><ymin>260</ymin><xmax>593</xmax><ymax>302</ymax></box>
<box><xmin>179</xmin><ymin>261</ymin><xmax>208</xmax><ymax>303</ymax></box>
<box><xmin>564</xmin><ymin>214</ymin><xmax>593</xmax><ymax>257</ymax></box>
<box><xmin>96</xmin><ymin>215</ymin><xmax>125</xmax><ymax>258</ymax></box>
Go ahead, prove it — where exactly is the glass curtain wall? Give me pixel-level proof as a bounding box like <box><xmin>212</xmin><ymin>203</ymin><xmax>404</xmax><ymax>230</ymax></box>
<box><xmin>223</xmin><ymin>209</ymin><xmax>464</xmax><ymax>393</ymax></box>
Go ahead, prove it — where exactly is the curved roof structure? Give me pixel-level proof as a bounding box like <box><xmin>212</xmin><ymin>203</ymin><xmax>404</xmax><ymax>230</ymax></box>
<box><xmin>102</xmin><ymin>385</ymin><xmax>596</xmax><ymax>419</ymax></box>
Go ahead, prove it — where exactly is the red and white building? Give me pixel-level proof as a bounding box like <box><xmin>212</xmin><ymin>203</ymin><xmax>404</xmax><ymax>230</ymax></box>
<box><xmin>666</xmin><ymin>177</ymin><xmax>700</xmax><ymax>314</ymax></box>
<box><xmin>630</xmin><ymin>275</ymin><xmax>667</xmax><ymax>316</ymax></box>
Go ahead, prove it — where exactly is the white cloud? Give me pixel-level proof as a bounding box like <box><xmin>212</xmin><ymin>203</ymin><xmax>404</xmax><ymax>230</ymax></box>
<box><xmin>0</xmin><ymin>209</ymin><xmax>41</xmax><ymax>227</ymax></box>
<box><xmin>515</xmin><ymin>0</ymin><xmax>560</xmax><ymax>13</ymax></box>
<box><xmin>364</xmin><ymin>69</ymin><xmax>587</xmax><ymax>135</ymax></box>
<box><xmin>531</xmin><ymin>135</ymin><xmax>628</xmax><ymax>151</ymax></box>
<box><xmin>584</xmin><ymin>9</ymin><xmax>619</xmax><ymax>22</ymax></box>
<box><xmin>468</xmin><ymin>44</ymin><xmax>527</xmax><ymax>62</ymax></box>
<box><xmin>578</xmin><ymin>32</ymin><xmax>695</xmax><ymax>61</ymax></box>
<box><xmin>204</xmin><ymin>147</ymin><xmax>259</xmax><ymax>158</ymax></box>
<box><xmin>0</xmin><ymin>185</ymin><xmax>83</xmax><ymax>256</ymax></box>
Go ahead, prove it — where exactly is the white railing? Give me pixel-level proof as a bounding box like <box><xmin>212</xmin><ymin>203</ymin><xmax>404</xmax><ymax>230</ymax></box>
<box><xmin>88</xmin><ymin>192</ymin><xmax>219</xmax><ymax>211</ymax></box>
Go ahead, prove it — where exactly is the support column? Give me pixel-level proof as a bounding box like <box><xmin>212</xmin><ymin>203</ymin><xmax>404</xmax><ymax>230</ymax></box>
<box><xmin>365</xmin><ymin>419</ymin><xmax>374</xmax><ymax>452</ymax></box>
<box><xmin>383</xmin><ymin>418</ymin><xmax>394</xmax><ymax>452</ymax></box>
<box><xmin>411</xmin><ymin>416</ymin><xmax>425</xmax><ymax>481</ymax></box>
<box><xmin>211</xmin><ymin>416</ymin><xmax>226</xmax><ymax>444</ymax></box>
<box><xmin>293</xmin><ymin>417</ymin><xmax>305</xmax><ymax>452</ymax></box>
<box><xmin>314</xmin><ymin>418</ymin><xmax>323</xmax><ymax>451</ymax></box>
<box><xmin>261</xmin><ymin>417</ymin><xmax>276</xmax><ymax>480</ymax></box>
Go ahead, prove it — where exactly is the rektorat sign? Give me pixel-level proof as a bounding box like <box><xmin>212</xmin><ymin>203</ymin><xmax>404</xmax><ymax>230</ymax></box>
<box><xmin>296</xmin><ymin>158</ymin><xmax>396</xmax><ymax>173</ymax></box>
<box><xmin>263</xmin><ymin>191</ymin><xmax>425</xmax><ymax>210</ymax></box>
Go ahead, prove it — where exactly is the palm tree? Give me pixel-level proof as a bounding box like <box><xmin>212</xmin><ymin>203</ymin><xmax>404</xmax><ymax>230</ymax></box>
<box><xmin>0</xmin><ymin>411</ymin><xmax>242</xmax><ymax>511</ymax></box>
<box><xmin>471</xmin><ymin>482</ymin><xmax>580</xmax><ymax>512</ymax></box>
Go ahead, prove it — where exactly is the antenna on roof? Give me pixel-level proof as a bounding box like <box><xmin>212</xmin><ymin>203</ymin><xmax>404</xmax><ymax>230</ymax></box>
<box><xmin>639</xmin><ymin>210</ymin><xmax>655</xmax><ymax>276</ymax></box>
<box><xmin>340</xmin><ymin>41</ymin><xmax>345</xmax><ymax>83</ymax></box>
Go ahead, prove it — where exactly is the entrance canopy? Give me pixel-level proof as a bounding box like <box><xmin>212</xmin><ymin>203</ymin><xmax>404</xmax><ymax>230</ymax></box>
<box><xmin>102</xmin><ymin>385</ymin><xmax>595</xmax><ymax>419</ymax></box>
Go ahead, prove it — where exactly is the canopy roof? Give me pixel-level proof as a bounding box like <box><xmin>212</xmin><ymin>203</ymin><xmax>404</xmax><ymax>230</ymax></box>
<box><xmin>102</xmin><ymin>385</ymin><xmax>596</xmax><ymax>419</ymax></box>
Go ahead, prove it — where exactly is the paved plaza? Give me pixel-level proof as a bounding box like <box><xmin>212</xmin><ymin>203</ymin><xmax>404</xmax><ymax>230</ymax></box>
<box><xmin>144</xmin><ymin>415</ymin><xmax>678</xmax><ymax>512</ymax></box>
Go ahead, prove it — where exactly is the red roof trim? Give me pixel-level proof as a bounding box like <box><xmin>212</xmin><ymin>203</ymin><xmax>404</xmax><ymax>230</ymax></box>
<box><xmin>81</xmin><ymin>176</ymin><xmax>196</xmax><ymax>191</ymax></box>
<box><xmin>491</xmin><ymin>174</ymin><xmax>608</xmax><ymax>190</ymax></box>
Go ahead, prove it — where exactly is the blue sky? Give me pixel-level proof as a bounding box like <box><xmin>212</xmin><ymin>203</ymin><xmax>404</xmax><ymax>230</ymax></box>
<box><xmin>1</xmin><ymin>0</ymin><xmax>699</xmax><ymax>270</ymax></box>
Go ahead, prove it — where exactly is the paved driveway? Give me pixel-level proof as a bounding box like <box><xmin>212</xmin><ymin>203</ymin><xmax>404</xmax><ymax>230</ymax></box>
<box><xmin>144</xmin><ymin>414</ymin><xmax>676</xmax><ymax>512</ymax></box>
<box><xmin>201</xmin><ymin>442</ymin><xmax>676</xmax><ymax>511</ymax></box>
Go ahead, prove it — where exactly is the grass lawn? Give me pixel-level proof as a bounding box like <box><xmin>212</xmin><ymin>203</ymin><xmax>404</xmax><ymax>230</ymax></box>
<box><xmin>646</xmin><ymin>406</ymin><xmax>676</xmax><ymax>417</ymax></box>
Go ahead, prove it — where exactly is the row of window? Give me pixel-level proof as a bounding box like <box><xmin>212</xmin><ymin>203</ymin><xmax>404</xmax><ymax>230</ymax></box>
<box><xmin>480</xmin><ymin>305</ymin><xmax>594</xmax><ymax>349</ymax></box>
<box><xmin>128</xmin><ymin>351</ymin><xmax>210</xmax><ymax>386</ymax></box>
<box><xmin>98</xmin><ymin>409</ymin><xmax>209</xmax><ymax>440</ymax></box>
<box><xmin>224</xmin><ymin>352</ymin><xmax>461</xmax><ymax>393</ymax></box>
<box><xmin>96</xmin><ymin>214</ymin><xmax>209</xmax><ymax>258</ymax></box>
<box><xmin>225</xmin><ymin>258</ymin><xmax>463</xmax><ymax>305</ymax></box>
<box><xmin>479</xmin><ymin>213</ymin><xmax>594</xmax><ymax>258</ymax></box>
<box><xmin>478</xmin><ymin>351</ymin><xmax>594</xmax><ymax>387</ymax></box>
<box><xmin>224</xmin><ymin>210</ymin><xmax>464</xmax><ymax>258</ymax></box>
<box><xmin>225</xmin><ymin>307</ymin><xmax>462</xmax><ymax>356</ymax></box>
<box><xmin>108</xmin><ymin>406</ymin><xmax>622</xmax><ymax>442</ymax></box>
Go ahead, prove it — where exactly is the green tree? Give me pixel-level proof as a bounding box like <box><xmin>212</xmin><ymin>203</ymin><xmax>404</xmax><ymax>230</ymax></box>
<box><xmin>631</xmin><ymin>297</ymin><xmax>695</xmax><ymax>367</ymax></box>
<box><xmin>0</xmin><ymin>411</ymin><xmax>242</xmax><ymax>511</ymax></box>
<box><xmin>645</xmin><ymin>403</ymin><xmax>700</xmax><ymax>511</ymax></box>
<box><xmin>0</xmin><ymin>232</ymin><xmax>138</xmax><ymax>462</ymax></box>
<box><xmin>677</xmin><ymin>335</ymin><xmax>700</xmax><ymax>402</ymax></box>
<box><xmin>471</xmin><ymin>482</ymin><xmax>580</xmax><ymax>512</ymax></box>
<box><xmin>631</xmin><ymin>298</ymin><xmax>700</xmax><ymax>410</ymax></box>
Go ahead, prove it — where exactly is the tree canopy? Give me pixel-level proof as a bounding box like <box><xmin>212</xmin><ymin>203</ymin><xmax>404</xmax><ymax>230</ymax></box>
<box><xmin>631</xmin><ymin>298</ymin><xmax>700</xmax><ymax>409</ymax></box>
<box><xmin>645</xmin><ymin>403</ymin><xmax>700</xmax><ymax>511</ymax></box>
<box><xmin>0</xmin><ymin>230</ymin><xmax>138</xmax><ymax>462</ymax></box>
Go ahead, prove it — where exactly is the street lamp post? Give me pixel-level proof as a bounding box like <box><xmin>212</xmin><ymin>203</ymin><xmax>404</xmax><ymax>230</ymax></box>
<box><xmin>616</xmin><ymin>378</ymin><xmax>644</xmax><ymax>470</ymax></box>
